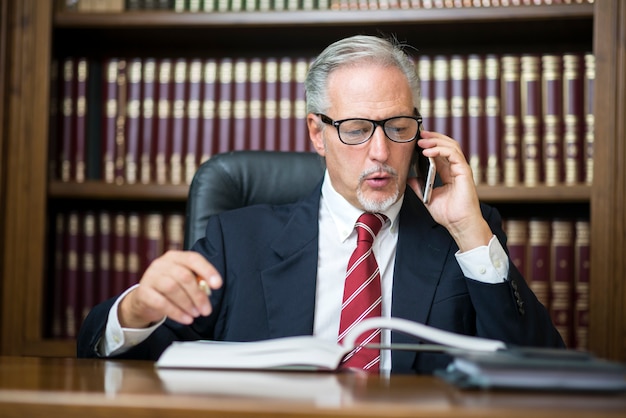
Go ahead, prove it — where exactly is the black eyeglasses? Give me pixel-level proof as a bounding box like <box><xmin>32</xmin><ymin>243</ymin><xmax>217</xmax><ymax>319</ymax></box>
<box><xmin>317</xmin><ymin>109</ymin><xmax>423</xmax><ymax>145</ymax></box>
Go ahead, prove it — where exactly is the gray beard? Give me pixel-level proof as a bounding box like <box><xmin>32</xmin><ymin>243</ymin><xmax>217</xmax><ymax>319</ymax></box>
<box><xmin>357</xmin><ymin>187</ymin><xmax>399</xmax><ymax>213</ymax></box>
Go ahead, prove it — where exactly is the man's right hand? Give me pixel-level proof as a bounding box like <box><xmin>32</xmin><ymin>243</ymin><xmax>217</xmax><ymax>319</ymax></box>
<box><xmin>118</xmin><ymin>250</ymin><xmax>223</xmax><ymax>329</ymax></box>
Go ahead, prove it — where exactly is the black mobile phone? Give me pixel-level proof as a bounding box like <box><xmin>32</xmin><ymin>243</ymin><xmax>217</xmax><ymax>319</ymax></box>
<box><xmin>411</xmin><ymin>132</ymin><xmax>436</xmax><ymax>205</ymax></box>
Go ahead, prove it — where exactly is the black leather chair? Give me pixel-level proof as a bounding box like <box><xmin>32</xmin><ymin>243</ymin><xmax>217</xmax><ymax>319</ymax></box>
<box><xmin>184</xmin><ymin>151</ymin><xmax>326</xmax><ymax>249</ymax></box>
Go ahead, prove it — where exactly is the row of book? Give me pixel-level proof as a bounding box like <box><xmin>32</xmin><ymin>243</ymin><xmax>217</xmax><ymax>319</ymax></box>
<box><xmin>47</xmin><ymin>210</ymin><xmax>186</xmax><ymax>339</ymax></box>
<box><xmin>47</xmin><ymin>208</ymin><xmax>590</xmax><ymax>351</ymax></box>
<box><xmin>59</xmin><ymin>0</ymin><xmax>595</xmax><ymax>13</ymax></box>
<box><xmin>503</xmin><ymin>217</ymin><xmax>589</xmax><ymax>351</ymax></box>
<box><xmin>50</xmin><ymin>51</ymin><xmax>594</xmax><ymax>188</ymax></box>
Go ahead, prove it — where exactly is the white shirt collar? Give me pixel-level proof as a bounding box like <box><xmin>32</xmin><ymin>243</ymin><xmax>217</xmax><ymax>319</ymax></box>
<box><xmin>320</xmin><ymin>170</ymin><xmax>403</xmax><ymax>242</ymax></box>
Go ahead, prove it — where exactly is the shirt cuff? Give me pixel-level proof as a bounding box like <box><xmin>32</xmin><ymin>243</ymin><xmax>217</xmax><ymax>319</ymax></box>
<box><xmin>100</xmin><ymin>284</ymin><xmax>166</xmax><ymax>357</ymax></box>
<box><xmin>454</xmin><ymin>235</ymin><xmax>509</xmax><ymax>284</ymax></box>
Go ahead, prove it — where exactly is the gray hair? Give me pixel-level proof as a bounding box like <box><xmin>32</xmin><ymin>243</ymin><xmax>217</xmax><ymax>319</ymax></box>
<box><xmin>304</xmin><ymin>35</ymin><xmax>421</xmax><ymax>117</ymax></box>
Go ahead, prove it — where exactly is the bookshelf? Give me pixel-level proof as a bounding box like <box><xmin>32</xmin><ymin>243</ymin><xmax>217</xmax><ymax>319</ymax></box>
<box><xmin>0</xmin><ymin>1</ymin><xmax>624</xmax><ymax>361</ymax></box>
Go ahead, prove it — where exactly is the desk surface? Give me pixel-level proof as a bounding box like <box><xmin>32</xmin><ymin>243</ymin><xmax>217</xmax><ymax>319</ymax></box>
<box><xmin>0</xmin><ymin>356</ymin><xmax>624</xmax><ymax>418</ymax></box>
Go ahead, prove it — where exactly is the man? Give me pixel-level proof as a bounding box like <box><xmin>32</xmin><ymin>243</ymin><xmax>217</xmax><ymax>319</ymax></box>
<box><xmin>77</xmin><ymin>35</ymin><xmax>564</xmax><ymax>374</ymax></box>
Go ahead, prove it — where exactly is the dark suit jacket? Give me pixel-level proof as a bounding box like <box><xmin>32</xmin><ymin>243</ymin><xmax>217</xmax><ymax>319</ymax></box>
<box><xmin>77</xmin><ymin>184</ymin><xmax>565</xmax><ymax>373</ymax></box>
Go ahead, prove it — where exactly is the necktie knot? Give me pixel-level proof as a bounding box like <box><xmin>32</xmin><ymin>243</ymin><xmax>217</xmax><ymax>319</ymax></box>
<box><xmin>355</xmin><ymin>213</ymin><xmax>386</xmax><ymax>244</ymax></box>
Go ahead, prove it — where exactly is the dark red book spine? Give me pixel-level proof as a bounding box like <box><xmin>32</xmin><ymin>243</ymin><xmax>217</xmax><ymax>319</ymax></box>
<box><xmin>528</xmin><ymin>219</ymin><xmax>551</xmax><ymax>313</ymax></box>
<box><xmin>112</xmin><ymin>212</ymin><xmax>127</xmax><ymax>295</ymax></box>
<box><xmin>232</xmin><ymin>57</ymin><xmax>250</xmax><ymax>151</ymax></box>
<box><xmin>583</xmin><ymin>53</ymin><xmax>595</xmax><ymax>185</ymax></box>
<box><xmin>433</xmin><ymin>55</ymin><xmax>450</xmax><ymax>136</ymax></box>
<box><xmin>467</xmin><ymin>54</ymin><xmax>485</xmax><ymax>185</ymax></box>
<box><xmin>541</xmin><ymin>54</ymin><xmax>563</xmax><ymax>186</ymax></box>
<box><xmin>165</xmin><ymin>213</ymin><xmax>184</xmax><ymax>251</ymax></box>
<box><xmin>74</xmin><ymin>57</ymin><xmax>88</xmax><ymax>183</ymax></box>
<box><xmin>248</xmin><ymin>57</ymin><xmax>264</xmax><ymax>151</ymax></box>
<box><xmin>484</xmin><ymin>54</ymin><xmax>501</xmax><ymax>186</ymax></box>
<box><xmin>140</xmin><ymin>58</ymin><xmax>156</xmax><ymax>184</ymax></box>
<box><xmin>125</xmin><ymin>58</ymin><xmax>142</xmax><ymax>184</ymax></box>
<box><xmin>50</xmin><ymin>213</ymin><xmax>65</xmax><ymax>338</ymax></box>
<box><xmin>574</xmin><ymin>219</ymin><xmax>590</xmax><ymax>351</ymax></box>
<box><xmin>418</xmin><ymin>55</ymin><xmax>433</xmax><ymax>129</ymax></box>
<box><xmin>80</xmin><ymin>211</ymin><xmax>96</xmax><ymax>326</ymax></box>
<box><xmin>504</xmin><ymin>219</ymin><xmax>528</xmax><ymax>279</ymax></box>
<box><xmin>216</xmin><ymin>57</ymin><xmax>234</xmax><ymax>155</ymax></box>
<box><xmin>501</xmin><ymin>55</ymin><xmax>521</xmax><ymax>186</ymax></box>
<box><xmin>563</xmin><ymin>53</ymin><xmax>584</xmax><ymax>185</ymax></box>
<box><xmin>278</xmin><ymin>56</ymin><xmax>294</xmax><ymax>151</ymax></box>
<box><xmin>114</xmin><ymin>60</ymin><xmax>127</xmax><ymax>185</ymax></box>
<box><xmin>126</xmin><ymin>212</ymin><xmax>142</xmax><ymax>288</ymax></box>
<box><xmin>200</xmin><ymin>58</ymin><xmax>218</xmax><ymax>164</ymax></box>
<box><xmin>550</xmin><ymin>219</ymin><xmax>575</xmax><ymax>347</ymax></box>
<box><xmin>170</xmin><ymin>58</ymin><xmax>188</xmax><ymax>185</ymax></box>
<box><xmin>64</xmin><ymin>211</ymin><xmax>80</xmax><ymax>338</ymax></box>
<box><xmin>156</xmin><ymin>59</ymin><xmax>172</xmax><ymax>185</ymax></box>
<box><xmin>60</xmin><ymin>57</ymin><xmax>75</xmax><ymax>183</ymax></box>
<box><xmin>185</xmin><ymin>58</ymin><xmax>202</xmax><ymax>185</ymax></box>
<box><xmin>102</xmin><ymin>58</ymin><xmax>119</xmax><ymax>184</ymax></box>
<box><xmin>97</xmin><ymin>211</ymin><xmax>112</xmax><ymax>301</ymax></box>
<box><xmin>449</xmin><ymin>55</ymin><xmax>467</xmax><ymax>158</ymax></box>
<box><xmin>263</xmin><ymin>57</ymin><xmax>279</xmax><ymax>151</ymax></box>
<box><xmin>142</xmin><ymin>213</ymin><xmax>164</xmax><ymax>273</ymax></box>
<box><xmin>520</xmin><ymin>54</ymin><xmax>542</xmax><ymax>186</ymax></box>
<box><xmin>293</xmin><ymin>57</ymin><xmax>310</xmax><ymax>152</ymax></box>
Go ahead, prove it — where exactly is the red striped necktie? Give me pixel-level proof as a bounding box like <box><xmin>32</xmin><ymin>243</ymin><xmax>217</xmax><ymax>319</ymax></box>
<box><xmin>338</xmin><ymin>212</ymin><xmax>386</xmax><ymax>372</ymax></box>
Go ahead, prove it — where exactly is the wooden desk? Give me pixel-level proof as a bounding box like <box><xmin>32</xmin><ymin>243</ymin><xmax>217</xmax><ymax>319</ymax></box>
<box><xmin>0</xmin><ymin>356</ymin><xmax>624</xmax><ymax>418</ymax></box>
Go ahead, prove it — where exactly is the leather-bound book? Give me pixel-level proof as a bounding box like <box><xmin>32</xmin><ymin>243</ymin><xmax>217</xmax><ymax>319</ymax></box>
<box><xmin>165</xmin><ymin>213</ymin><xmax>185</xmax><ymax>251</ymax></box>
<box><xmin>185</xmin><ymin>58</ymin><xmax>202</xmax><ymax>185</ymax></box>
<box><xmin>550</xmin><ymin>219</ymin><xmax>575</xmax><ymax>348</ymax></box>
<box><xmin>418</xmin><ymin>55</ymin><xmax>433</xmax><ymax>129</ymax></box>
<box><xmin>450</xmin><ymin>55</ymin><xmax>467</xmax><ymax>159</ymax></box>
<box><xmin>200</xmin><ymin>58</ymin><xmax>218</xmax><ymax>164</ymax></box>
<box><xmin>124</xmin><ymin>58</ymin><xmax>142</xmax><ymax>184</ymax></box>
<box><xmin>563</xmin><ymin>53</ymin><xmax>584</xmax><ymax>185</ymax></box>
<box><xmin>583</xmin><ymin>53</ymin><xmax>595</xmax><ymax>185</ymax></box>
<box><xmin>501</xmin><ymin>55</ymin><xmax>521</xmax><ymax>186</ymax></box>
<box><xmin>140</xmin><ymin>58</ymin><xmax>156</xmax><ymax>184</ymax></box>
<box><xmin>263</xmin><ymin>57</ymin><xmax>279</xmax><ymax>151</ymax></box>
<box><xmin>293</xmin><ymin>57</ymin><xmax>309</xmax><ymax>152</ymax></box>
<box><xmin>484</xmin><ymin>54</ymin><xmax>501</xmax><ymax>186</ymax></box>
<box><xmin>467</xmin><ymin>54</ymin><xmax>485</xmax><ymax>185</ymax></box>
<box><xmin>528</xmin><ymin>218</ymin><xmax>551</xmax><ymax>313</ymax></box>
<box><xmin>541</xmin><ymin>54</ymin><xmax>563</xmax><ymax>186</ymax></box>
<box><xmin>112</xmin><ymin>212</ymin><xmax>127</xmax><ymax>295</ymax></box>
<box><xmin>80</xmin><ymin>212</ymin><xmax>96</xmax><ymax>325</ymax></box>
<box><xmin>216</xmin><ymin>57</ymin><xmax>234</xmax><ymax>154</ymax></box>
<box><xmin>97</xmin><ymin>211</ymin><xmax>112</xmax><ymax>302</ymax></box>
<box><xmin>156</xmin><ymin>58</ymin><xmax>172</xmax><ymax>185</ymax></box>
<box><xmin>102</xmin><ymin>58</ymin><xmax>119</xmax><ymax>184</ymax></box>
<box><xmin>142</xmin><ymin>213</ymin><xmax>164</xmax><ymax>273</ymax></box>
<box><xmin>278</xmin><ymin>56</ymin><xmax>294</xmax><ymax>151</ymax></box>
<box><xmin>60</xmin><ymin>57</ymin><xmax>75</xmax><ymax>183</ymax></box>
<box><xmin>64</xmin><ymin>211</ymin><xmax>80</xmax><ymax>338</ymax></box>
<box><xmin>574</xmin><ymin>219</ymin><xmax>590</xmax><ymax>351</ymax></box>
<box><xmin>114</xmin><ymin>60</ymin><xmax>127</xmax><ymax>185</ymax></box>
<box><xmin>520</xmin><ymin>54</ymin><xmax>542</xmax><ymax>186</ymax></box>
<box><xmin>170</xmin><ymin>58</ymin><xmax>188</xmax><ymax>185</ymax></box>
<box><xmin>504</xmin><ymin>219</ymin><xmax>528</xmax><ymax>279</ymax></box>
<box><xmin>232</xmin><ymin>57</ymin><xmax>250</xmax><ymax>151</ymax></box>
<box><xmin>248</xmin><ymin>57</ymin><xmax>264</xmax><ymax>151</ymax></box>
<box><xmin>433</xmin><ymin>55</ymin><xmax>450</xmax><ymax>136</ymax></box>
<box><xmin>126</xmin><ymin>212</ymin><xmax>142</xmax><ymax>288</ymax></box>
<box><xmin>74</xmin><ymin>57</ymin><xmax>88</xmax><ymax>183</ymax></box>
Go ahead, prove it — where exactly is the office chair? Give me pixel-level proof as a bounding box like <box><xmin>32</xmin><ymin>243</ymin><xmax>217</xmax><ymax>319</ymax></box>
<box><xmin>184</xmin><ymin>150</ymin><xmax>326</xmax><ymax>249</ymax></box>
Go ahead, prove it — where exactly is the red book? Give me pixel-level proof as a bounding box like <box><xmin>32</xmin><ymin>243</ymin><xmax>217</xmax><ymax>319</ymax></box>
<box><xmin>48</xmin><ymin>59</ymin><xmax>60</xmax><ymax>181</ymax></box>
<box><xmin>467</xmin><ymin>54</ymin><xmax>485</xmax><ymax>185</ymax></box>
<box><xmin>520</xmin><ymin>54</ymin><xmax>542</xmax><ymax>186</ymax></box>
<box><xmin>125</xmin><ymin>58</ymin><xmax>142</xmax><ymax>184</ymax></box>
<box><xmin>574</xmin><ymin>219</ymin><xmax>590</xmax><ymax>351</ymax></box>
<box><xmin>293</xmin><ymin>57</ymin><xmax>310</xmax><ymax>152</ymax></box>
<box><xmin>140</xmin><ymin>57</ymin><xmax>157</xmax><ymax>184</ymax></box>
<box><xmin>112</xmin><ymin>212</ymin><xmax>127</xmax><ymax>295</ymax></box>
<box><xmin>417</xmin><ymin>55</ymin><xmax>433</xmax><ymax>129</ymax></box>
<box><xmin>583</xmin><ymin>53</ymin><xmax>595</xmax><ymax>185</ymax></box>
<box><xmin>433</xmin><ymin>55</ymin><xmax>450</xmax><ymax>136</ymax></box>
<box><xmin>60</xmin><ymin>57</ymin><xmax>76</xmax><ymax>183</ymax></box>
<box><xmin>185</xmin><ymin>58</ymin><xmax>202</xmax><ymax>185</ymax></box>
<box><xmin>126</xmin><ymin>213</ymin><xmax>142</xmax><ymax>288</ymax></box>
<box><xmin>170</xmin><ymin>58</ymin><xmax>188</xmax><ymax>185</ymax></box>
<box><xmin>550</xmin><ymin>219</ymin><xmax>575</xmax><ymax>348</ymax></box>
<box><xmin>156</xmin><ymin>59</ymin><xmax>173</xmax><ymax>185</ymax></box>
<box><xmin>563</xmin><ymin>53</ymin><xmax>584</xmax><ymax>185</ymax></box>
<box><xmin>541</xmin><ymin>54</ymin><xmax>563</xmax><ymax>186</ymax></box>
<box><xmin>263</xmin><ymin>57</ymin><xmax>279</xmax><ymax>151</ymax></box>
<box><xmin>248</xmin><ymin>57</ymin><xmax>264</xmax><ymax>151</ymax></box>
<box><xmin>74</xmin><ymin>57</ymin><xmax>88</xmax><ymax>183</ymax></box>
<box><xmin>278</xmin><ymin>56</ymin><xmax>294</xmax><ymax>151</ymax></box>
<box><xmin>528</xmin><ymin>219</ymin><xmax>551</xmax><ymax>312</ymax></box>
<box><xmin>142</xmin><ymin>213</ymin><xmax>164</xmax><ymax>273</ymax></box>
<box><xmin>102</xmin><ymin>58</ymin><xmax>119</xmax><ymax>184</ymax></box>
<box><xmin>484</xmin><ymin>54</ymin><xmax>501</xmax><ymax>186</ymax></box>
<box><xmin>50</xmin><ymin>213</ymin><xmax>66</xmax><ymax>338</ymax></box>
<box><xmin>80</xmin><ymin>211</ymin><xmax>96</xmax><ymax>325</ymax></box>
<box><xmin>216</xmin><ymin>57</ymin><xmax>234</xmax><ymax>155</ymax></box>
<box><xmin>64</xmin><ymin>211</ymin><xmax>80</xmax><ymax>338</ymax></box>
<box><xmin>232</xmin><ymin>57</ymin><xmax>250</xmax><ymax>151</ymax></box>
<box><xmin>114</xmin><ymin>60</ymin><xmax>128</xmax><ymax>185</ymax></box>
<box><xmin>449</xmin><ymin>55</ymin><xmax>467</xmax><ymax>159</ymax></box>
<box><xmin>504</xmin><ymin>218</ymin><xmax>528</xmax><ymax>278</ymax></box>
<box><xmin>200</xmin><ymin>58</ymin><xmax>218</xmax><ymax>164</ymax></box>
<box><xmin>165</xmin><ymin>213</ymin><xmax>184</xmax><ymax>251</ymax></box>
<box><xmin>501</xmin><ymin>55</ymin><xmax>521</xmax><ymax>186</ymax></box>
<box><xmin>97</xmin><ymin>211</ymin><xmax>113</xmax><ymax>301</ymax></box>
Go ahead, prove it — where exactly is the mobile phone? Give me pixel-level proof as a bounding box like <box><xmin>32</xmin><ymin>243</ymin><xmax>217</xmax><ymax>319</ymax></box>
<box><xmin>411</xmin><ymin>134</ymin><xmax>436</xmax><ymax>205</ymax></box>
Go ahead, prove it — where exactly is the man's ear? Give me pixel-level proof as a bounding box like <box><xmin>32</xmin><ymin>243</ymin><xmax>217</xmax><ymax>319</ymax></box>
<box><xmin>307</xmin><ymin>113</ymin><xmax>326</xmax><ymax>156</ymax></box>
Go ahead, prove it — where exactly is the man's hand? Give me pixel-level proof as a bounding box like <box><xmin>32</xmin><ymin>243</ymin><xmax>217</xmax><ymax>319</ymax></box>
<box><xmin>118</xmin><ymin>250</ymin><xmax>223</xmax><ymax>328</ymax></box>
<box><xmin>407</xmin><ymin>129</ymin><xmax>493</xmax><ymax>252</ymax></box>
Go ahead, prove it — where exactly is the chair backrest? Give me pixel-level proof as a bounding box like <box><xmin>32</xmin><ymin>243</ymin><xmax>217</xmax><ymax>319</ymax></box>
<box><xmin>184</xmin><ymin>150</ymin><xmax>326</xmax><ymax>249</ymax></box>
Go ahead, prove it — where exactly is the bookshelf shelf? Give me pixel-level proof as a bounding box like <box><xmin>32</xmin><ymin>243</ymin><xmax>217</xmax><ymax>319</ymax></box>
<box><xmin>2</xmin><ymin>0</ymin><xmax>625</xmax><ymax>365</ymax></box>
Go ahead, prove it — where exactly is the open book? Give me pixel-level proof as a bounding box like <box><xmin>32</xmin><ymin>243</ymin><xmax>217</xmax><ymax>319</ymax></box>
<box><xmin>155</xmin><ymin>316</ymin><xmax>505</xmax><ymax>371</ymax></box>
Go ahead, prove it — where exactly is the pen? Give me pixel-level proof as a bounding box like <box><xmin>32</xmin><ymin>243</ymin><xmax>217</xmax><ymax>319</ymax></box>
<box><xmin>196</xmin><ymin>276</ymin><xmax>211</xmax><ymax>296</ymax></box>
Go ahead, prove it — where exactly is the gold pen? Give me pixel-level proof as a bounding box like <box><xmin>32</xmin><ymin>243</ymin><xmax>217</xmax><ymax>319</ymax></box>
<box><xmin>196</xmin><ymin>276</ymin><xmax>211</xmax><ymax>296</ymax></box>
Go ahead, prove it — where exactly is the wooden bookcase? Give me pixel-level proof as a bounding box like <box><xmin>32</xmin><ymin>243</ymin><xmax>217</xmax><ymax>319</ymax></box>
<box><xmin>0</xmin><ymin>0</ymin><xmax>624</xmax><ymax>361</ymax></box>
